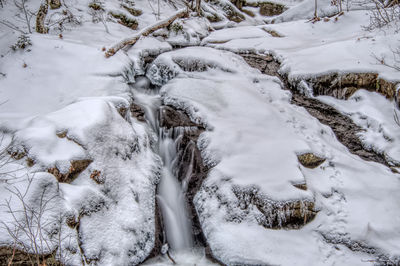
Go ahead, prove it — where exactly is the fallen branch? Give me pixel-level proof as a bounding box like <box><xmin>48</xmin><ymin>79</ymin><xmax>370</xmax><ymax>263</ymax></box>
<box><xmin>105</xmin><ymin>9</ymin><xmax>188</xmax><ymax>57</ymax></box>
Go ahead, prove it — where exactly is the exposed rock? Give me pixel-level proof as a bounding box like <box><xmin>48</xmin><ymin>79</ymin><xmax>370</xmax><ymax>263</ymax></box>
<box><xmin>254</xmin><ymin>197</ymin><xmax>316</xmax><ymax>229</ymax></box>
<box><xmin>206</xmin><ymin>13</ymin><xmax>222</xmax><ymax>22</ymax></box>
<box><xmin>109</xmin><ymin>12</ymin><xmax>138</xmax><ymax>30</ymax></box>
<box><xmin>7</xmin><ymin>146</ymin><xmax>26</xmax><ymax>160</ymax></box>
<box><xmin>66</xmin><ymin>214</ymin><xmax>78</xmax><ymax>228</ymax></box>
<box><xmin>303</xmin><ymin>73</ymin><xmax>399</xmax><ymax>106</ymax></box>
<box><xmin>297</xmin><ymin>152</ymin><xmax>326</xmax><ymax>168</ymax></box>
<box><xmin>47</xmin><ymin>159</ymin><xmax>92</xmax><ymax>183</ymax></box>
<box><xmin>242</xmin><ymin>8</ymin><xmax>255</xmax><ymax>17</ymax></box>
<box><xmin>320</xmin><ymin>233</ymin><xmax>400</xmax><ymax>265</ymax></box>
<box><xmin>240</xmin><ymin>53</ymin><xmax>280</xmax><ymax>76</ymax></box>
<box><xmin>262</xmin><ymin>28</ymin><xmax>284</xmax><ymax>37</ymax></box>
<box><xmin>56</xmin><ymin>130</ymin><xmax>67</xmax><ymax>138</ymax></box>
<box><xmin>159</xmin><ymin>106</ymin><xmax>200</xmax><ymax>129</ymax></box>
<box><xmin>176</xmin><ymin>129</ymin><xmax>209</xmax><ymax>245</ymax></box>
<box><xmin>88</xmin><ymin>2</ymin><xmax>104</xmax><ymax>11</ymax></box>
<box><xmin>230</xmin><ymin>185</ymin><xmax>316</xmax><ymax>229</ymax></box>
<box><xmin>122</xmin><ymin>4</ymin><xmax>143</xmax><ymax>17</ymax></box>
<box><xmin>293</xmin><ymin>182</ymin><xmax>308</xmax><ymax>190</ymax></box>
<box><xmin>90</xmin><ymin>170</ymin><xmax>104</xmax><ymax>184</ymax></box>
<box><xmin>117</xmin><ymin>106</ymin><xmax>128</xmax><ymax>119</ymax></box>
<box><xmin>291</xmin><ymin>94</ymin><xmax>389</xmax><ymax>166</ymax></box>
<box><xmin>26</xmin><ymin>157</ymin><xmax>35</xmax><ymax>167</ymax></box>
<box><xmin>231</xmin><ymin>0</ymin><xmax>245</xmax><ymax>9</ymax></box>
<box><xmin>259</xmin><ymin>2</ymin><xmax>287</xmax><ymax>16</ymax></box>
<box><xmin>130</xmin><ymin>102</ymin><xmax>146</xmax><ymax>122</ymax></box>
<box><xmin>239</xmin><ymin>52</ymin><xmax>392</xmax><ymax>167</ymax></box>
<box><xmin>208</xmin><ymin>0</ymin><xmax>245</xmax><ymax>22</ymax></box>
<box><xmin>0</xmin><ymin>246</ymin><xmax>61</xmax><ymax>266</ymax></box>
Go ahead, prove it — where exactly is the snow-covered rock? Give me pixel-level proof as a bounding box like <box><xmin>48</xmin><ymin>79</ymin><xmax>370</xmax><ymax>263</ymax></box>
<box><xmin>148</xmin><ymin>46</ymin><xmax>400</xmax><ymax>265</ymax></box>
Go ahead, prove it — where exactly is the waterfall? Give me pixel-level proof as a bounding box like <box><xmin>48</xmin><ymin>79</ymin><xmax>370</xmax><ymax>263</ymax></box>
<box><xmin>130</xmin><ymin>77</ymin><xmax>193</xmax><ymax>252</ymax></box>
<box><xmin>157</xmin><ymin>128</ymin><xmax>193</xmax><ymax>251</ymax></box>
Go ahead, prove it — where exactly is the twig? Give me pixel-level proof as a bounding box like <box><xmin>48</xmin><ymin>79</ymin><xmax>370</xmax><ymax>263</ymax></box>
<box><xmin>0</xmin><ymin>20</ymin><xmax>27</xmax><ymax>34</ymax></box>
<box><xmin>166</xmin><ymin>250</ymin><xmax>176</xmax><ymax>264</ymax></box>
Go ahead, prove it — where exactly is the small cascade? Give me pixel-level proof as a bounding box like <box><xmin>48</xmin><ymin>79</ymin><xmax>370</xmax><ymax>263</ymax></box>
<box><xmin>130</xmin><ymin>76</ymin><xmax>194</xmax><ymax>253</ymax></box>
<box><xmin>157</xmin><ymin>128</ymin><xmax>193</xmax><ymax>251</ymax></box>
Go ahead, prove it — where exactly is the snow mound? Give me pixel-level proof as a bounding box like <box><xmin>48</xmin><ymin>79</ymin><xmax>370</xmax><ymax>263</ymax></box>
<box><xmin>146</xmin><ymin>46</ymin><xmax>260</xmax><ymax>86</ymax></box>
<box><xmin>154</xmin><ymin>46</ymin><xmax>400</xmax><ymax>265</ymax></box>
<box><xmin>1</xmin><ymin>97</ymin><xmax>161</xmax><ymax>265</ymax></box>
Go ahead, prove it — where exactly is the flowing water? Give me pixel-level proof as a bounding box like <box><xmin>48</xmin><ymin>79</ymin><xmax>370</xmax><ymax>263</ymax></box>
<box><xmin>130</xmin><ymin>77</ymin><xmax>209</xmax><ymax>263</ymax></box>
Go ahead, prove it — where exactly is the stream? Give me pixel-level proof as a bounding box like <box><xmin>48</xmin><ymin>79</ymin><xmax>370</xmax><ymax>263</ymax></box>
<box><xmin>129</xmin><ymin>77</ymin><xmax>215</xmax><ymax>265</ymax></box>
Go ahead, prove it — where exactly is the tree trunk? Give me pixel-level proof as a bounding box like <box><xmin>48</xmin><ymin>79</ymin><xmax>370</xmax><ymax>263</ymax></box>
<box><xmin>106</xmin><ymin>9</ymin><xmax>188</xmax><ymax>57</ymax></box>
<box><xmin>36</xmin><ymin>1</ymin><xmax>49</xmax><ymax>34</ymax></box>
<box><xmin>314</xmin><ymin>0</ymin><xmax>318</xmax><ymax>18</ymax></box>
<box><xmin>196</xmin><ymin>0</ymin><xmax>201</xmax><ymax>14</ymax></box>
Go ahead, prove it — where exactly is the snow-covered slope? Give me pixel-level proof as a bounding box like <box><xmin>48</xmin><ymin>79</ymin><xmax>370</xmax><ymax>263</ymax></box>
<box><xmin>1</xmin><ymin>0</ymin><xmax>400</xmax><ymax>265</ymax></box>
<box><xmin>149</xmin><ymin>46</ymin><xmax>400</xmax><ymax>265</ymax></box>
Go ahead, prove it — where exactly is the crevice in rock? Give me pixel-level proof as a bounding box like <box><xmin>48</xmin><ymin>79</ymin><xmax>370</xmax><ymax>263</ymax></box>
<box><xmin>239</xmin><ymin>52</ymin><xmax>395</xmax><ymax>168</ymax></box>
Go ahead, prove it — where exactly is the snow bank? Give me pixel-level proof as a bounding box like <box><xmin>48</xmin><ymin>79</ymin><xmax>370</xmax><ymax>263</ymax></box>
<box><xmin>203</xmin><ymin>11</ymin><xmax>400</xmax><ymax>82</ymax></box>
<box><xmin>1</xmin><ymin>97</ymin><xmax>161</xmax><ymax>265</ymax></box>
<box><xmin>149</xmin><ymin>47</ymin><xmax>400</xmax><ymax>265</ymax></box>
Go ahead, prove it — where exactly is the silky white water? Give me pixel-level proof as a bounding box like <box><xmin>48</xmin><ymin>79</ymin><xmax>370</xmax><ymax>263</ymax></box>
<box><xmin>131</xmin><ymin>77</ymin><xmax>193</xmax><ymax>252</ymax></box>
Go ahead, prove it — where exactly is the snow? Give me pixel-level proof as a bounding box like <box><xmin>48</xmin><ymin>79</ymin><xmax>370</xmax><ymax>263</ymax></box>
<box><xmin>148</xmin><ymin>46</ymin><xmax>400</xmax><ymax>265</ymax></box>
<box><xmin>318</xmin><ymin>89</ymin><xmax>400</xmax><ymax>164</ymax></box>
<box><xmin>203</xmin><ymin>10</ymin><xmax>400</xmax><ymax>82</ymax></box>
<box><xmin>0</xmin><ymin>1</ymin><xmax>165</xmax><ymax>264</ymax></box>
<box><xmin>1</xmin><ymin>0</ymin><xmax>400</xmax><ymax>265</ymax></box>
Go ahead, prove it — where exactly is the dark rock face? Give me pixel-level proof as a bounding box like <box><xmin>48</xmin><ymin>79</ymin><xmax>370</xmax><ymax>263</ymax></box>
<box><xmin>159</xmin><ymin>106</ymin><xmax>199</xmax><ymax>129</ymax></box>
<box><xmin>130</xmin><ymin>102</ymin><xmax>146</xmax><ymax>122</ymax></box>
<box><xmin>303</xmin><ymin>73</ymin><xmax>399</xmax><ymax>105</ymax></box>
<box><xmin>291</xmin><ymin>94</ymin><xmax>389</xmax><ymax>166</ymax></box>
<box><xmin>240</xmin><ymin>53</ymin><xmax>280</xmax><ymax>76</ymax></box>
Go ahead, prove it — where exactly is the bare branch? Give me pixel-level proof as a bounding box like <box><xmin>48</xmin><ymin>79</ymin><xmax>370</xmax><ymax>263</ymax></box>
<box><xmin>105</xmin><ymin>9</ymin><xmax>188</xmax><ymax>57</ymax></box>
